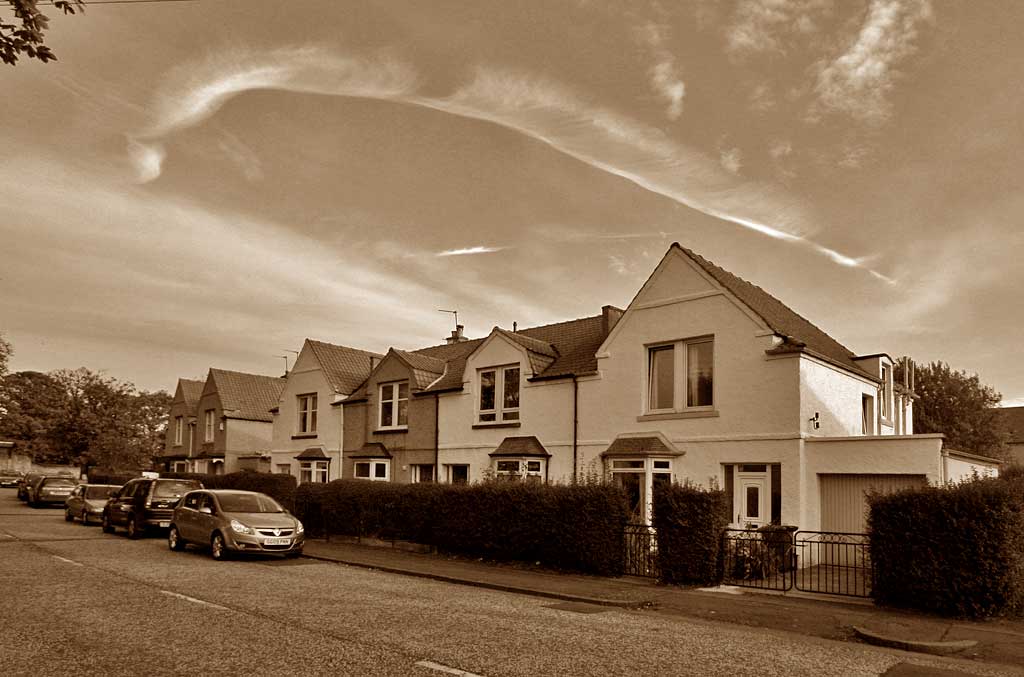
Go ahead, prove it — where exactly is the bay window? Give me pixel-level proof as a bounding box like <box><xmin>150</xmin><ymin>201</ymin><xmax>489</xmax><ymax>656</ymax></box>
<box><xmin>300</xmin><ymin>461</ymin><xmax>329</xmax><ymax>483</ymax></box>
<box><xmin>354</xmin><ymin>460</ymin><xmax>390</xmax><ymax>481</ymax></box>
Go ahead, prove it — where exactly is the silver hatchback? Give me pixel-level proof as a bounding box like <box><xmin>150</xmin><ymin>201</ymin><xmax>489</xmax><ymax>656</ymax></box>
<box><xmin>168</xmin><ymin>490</ymin><xmax>304</xmax><ymax>560</ymax></box>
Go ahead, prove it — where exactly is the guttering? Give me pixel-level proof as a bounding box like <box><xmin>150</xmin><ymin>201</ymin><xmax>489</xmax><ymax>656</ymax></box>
<box><xmin>572</xmin><ymin>375</ymin><xmax>579</xmax><ymax>483</ymax></box>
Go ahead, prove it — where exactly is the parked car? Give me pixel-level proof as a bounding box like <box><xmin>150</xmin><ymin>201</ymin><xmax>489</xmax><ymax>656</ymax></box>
<box><xmin>65</xmin><ymin>483</ymin><xmax>120</xmax><ymax>525</ymax></box>
<box><xmin>0</xmin><ymin>471</ymin><xmax>22</xmax><ymax>488</ymax></box>
<box><xmin>27</xmin><ymin>476</ymin><xmax>78</xmax><ymax>507</ymax></box>
<box><xmin>16</xmin><ymin>472</ymin><xmax>42</xmax><ymax>501</ymax></box>
<box><xmin>102</xmin><ymin>477</ymin><xmax>203</xmax><ymax>539</ymax></box>
<box><xmin>168</xmin><ymin>490</ymin><xmax>304</xmax><ymax>560</ymax></box>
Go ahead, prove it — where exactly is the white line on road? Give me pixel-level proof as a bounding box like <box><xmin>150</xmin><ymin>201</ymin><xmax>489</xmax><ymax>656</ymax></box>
<box><xmin>51</xmin><ymin>555</ymin><xmax>83</xmax><ymax>566</ymax></box>
<box><xmin>414</xmin><ymin>660</ymin><xmax>483</xmax><ymax>676</ymax></box>
<box><xmin>159</xmin><ymin>590</ymin><xmax>230</xmax><ymax>611</ymax></box>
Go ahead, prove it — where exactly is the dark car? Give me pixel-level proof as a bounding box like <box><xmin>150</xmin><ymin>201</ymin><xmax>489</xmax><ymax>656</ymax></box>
<box><xmin>65</xmin><ymin>483</ymin><xmax>120</xmax><ymax>525</ymax></box>
<box><xmin>16</xmin><ymin>472</ymin><xmax>42</xmax><ymax>501</ymax></box>
<box><xmin>0</xmin><ymin>471</ymin><xmax>22</xmax><ymax>488</ymax></box>
<box><xmin>168</xmin><ymin>490</ymin><xmax>304</xmax><ymax>560</ymax></box>
<box><xmin>27</xmin><ymin>476</ymin><xmax>78</xmax><ymax>507</ymax></box>
<box><xmin>102</xmin><ymin>477</ymin><xmax>203</xmax><ymax>539</ymax></box>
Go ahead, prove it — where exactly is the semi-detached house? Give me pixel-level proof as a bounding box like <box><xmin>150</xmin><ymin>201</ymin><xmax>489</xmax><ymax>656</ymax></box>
<box><xmin>336</xmin><ymin>243</ymin><xmax>999</xmax><ymax>533</ymax></box>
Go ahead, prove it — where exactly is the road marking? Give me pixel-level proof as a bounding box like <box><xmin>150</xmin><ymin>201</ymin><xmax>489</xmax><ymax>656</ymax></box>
<box><xmin>51</xmin><ymin>555</ymin><xmax>83</xmax><ymax>566</ymax></box>
<box><xmin>414</xmin><ymin>660</ymin><xmax>483</xmax><ymax>676</ymax></box>
<box><xmin>159</xmin><ymin>590</ymin><xmax>230</xmax><ymax>611</ymax></box>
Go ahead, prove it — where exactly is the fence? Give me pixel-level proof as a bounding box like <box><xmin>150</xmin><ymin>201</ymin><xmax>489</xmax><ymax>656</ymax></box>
<box><xmin>623</xmin><ymin>523</ymin><xmax>659</xmax><ymax>577</ymax></box>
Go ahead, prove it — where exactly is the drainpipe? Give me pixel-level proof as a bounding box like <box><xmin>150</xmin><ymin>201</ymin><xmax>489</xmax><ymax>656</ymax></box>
<box><xmin>572</xmin><ymin>375</ymin><xmax>579</xmax><ymax>483</ymax></box>
<box><xmin>434</xmin><ymin>393</ymin><xmax>440</xmax><ymax>482</ymax></box>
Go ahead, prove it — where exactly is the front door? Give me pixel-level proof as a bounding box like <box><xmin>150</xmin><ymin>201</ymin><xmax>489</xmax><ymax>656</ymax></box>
<box><xmin>736</xmin><ymin>473</ymin><xmax>768</xmax><ymax>528</ymax></box>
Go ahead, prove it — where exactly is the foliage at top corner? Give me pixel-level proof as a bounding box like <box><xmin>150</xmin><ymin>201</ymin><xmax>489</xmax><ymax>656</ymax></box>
<box><xmin>1</xmin><ymin>0</ymin><xmax>84</xmax><ymax>66</ymax></box>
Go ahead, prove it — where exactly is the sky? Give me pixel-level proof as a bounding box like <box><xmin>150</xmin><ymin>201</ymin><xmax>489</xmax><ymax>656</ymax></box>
<box><xmin>2</xmin><ymin>0</ymin><xmax>1022</xmax><ymax>405</ymax></box>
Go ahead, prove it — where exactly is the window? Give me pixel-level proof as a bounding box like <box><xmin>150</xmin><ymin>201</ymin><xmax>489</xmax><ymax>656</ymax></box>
<box><xmin>300</xmin><ymin>461</ymin><xmax>329</xmax><ymax>483</ymax></box>
<box><xmin>609</xmin><ymin>458</ymin><xmax>673</xmax><ymax>523</ymax></box>
<box><xmin>172</xmin><ymin>461</ymin><xmax>188</xmax><ymax>473</ymax></box>
<box><xmin>297</xmin><ymin>393</ymin><xmax>318</xmax><ymax>434</ymax></box>
<box><xmin>204</xmin><ymin>409</ymin><xmax>215</xmax><ymax>442</ymax></box>
<box><xmin>493</xmin><ymin>458</ymin><xmax>543</xmax><ymax>483</ymax></box>
<box><xmin>646</xmin><ymin>338</ymin><xmax>713</xmax><ymax>412</ymax></box>
<box><xmin>478</xmin><ymin>366</ymin><xmax>520</xmax><ymax>423</ymax></box>
<box><xmin>275</xmin><ymin>463</ymin><xmax>291</xmax><ymax>475</ymax></box>
<box><xmin>378</xmin><ymin>382</ymin><xmax>409</xmax><ymax>429</ymax></box>
<box><xmin>174</xmin><ymin>416</ymin><xmax>183</xmax><ymax>446</ymax></box>
<box><xmin>446</xmin><ymin>464</ymin><xmax>469</xmax><ymax>484</ymax></box>
<box><xmin>354</xmin><ymin>460</ymin><xmax>389</xmax><ymax>481</ymax></box>
<box><xmin>881</xmin><ymin>364</ymin><xmax>892</xmax><ymax>422</ymax></box>
<box><xmin>412</xmin><ymin>464</ymin><xmax>435</xmax><ymax>483</ymax></box>
<box><xmin>862</xmin><ymin>394</ymin><xmax>875</xmax><ymax>435</ymax></box>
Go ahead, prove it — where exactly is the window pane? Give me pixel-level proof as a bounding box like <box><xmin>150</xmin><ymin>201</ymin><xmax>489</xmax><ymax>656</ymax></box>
<box><xmin>397</xmin><ymin>399</ymin><xmax>408</xmax><ymax>426</ymax></box>
<box><xmin>653</xmin><ymin>460</ymin><xmax>671</xmax><ymax>470</ymax></box>
<box><xmin>612</xmin><ymin>460</ymin><xmax>645</xmax><ymax>469</ymax></box>
<box><xmin>497</xmin><ymin>461</ymin><xmax>520</xmax><ymax>473</ymax></box>
<box><xmin>381</xmin><ymin>384</ymin><xmax>394</xmax><ymax>403</ymax></box>
<box><xmin>746</xmin><ymin>486</ymin><xmax>760</xmax><ymax>518</ymax></box>
<box><xmin>480</xmin><ymin>371</ymin><xmax>495</xmax><ymax>411</ymax></box>
<box><xmin>526</xmin><ymin>461</ymin><xmax>541</xmax><ymax>473</ymax></box>
<box><xmin>451</xmin><ymin>465</ymin><xmax>469</xmax><ymax>484</ymax></box>
<box><xmin>479</xmin><ymin>412</ymin><xmax>496</xmax><ymax>422</ymax></box>
<box><xmin>503</xmin><ymin>368</ymin><xmax>520</xmax><ymax>409</ymax></box>
<box><xmin>355</xmin><ymin>463</ymin><xmax>370</xmax><ymax>478</ymax></box>
<box><xmin>381</xmin><ymin>403</ymin><xmax>393</xmax><ymax>428</ymax></box>
<box><xmin>687</xmin><ymin>340</ymin><xmax>713</xmax><ymax>407</ymax></box>
<box><xmin>398</xmin><ymin>382</ymin><xmax>408</xmax><ymax>400</ymax></box>
<box><xmin>310</xmin><ymin>410</ymin><xmax>317</xmax><ymax>433</ymax></box>
<box><xmin>417</xmin><ymin>465</ymin><xmax>434</xmax><ymax>482</ymax></box>
<box><xmin>502</xmin><ymin>410</ymin><xmax>519</xmax><ymax>421</ymax></box>
<box><xmin>649</xmin><ymin>346</ymin><xmax>674</xmax><ymax>410</ymax></box>
<box><xmin>374</xmin><ymin>463</ymin><xmax>387</xmax><ymax>479</ymax></box>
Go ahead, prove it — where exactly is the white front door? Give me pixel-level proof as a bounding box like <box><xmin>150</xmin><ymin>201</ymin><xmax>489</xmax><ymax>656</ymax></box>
<box><xmin>736</xmin><ymin>473</ymin><xmax>768</xmax><ymax>527</ymax></box>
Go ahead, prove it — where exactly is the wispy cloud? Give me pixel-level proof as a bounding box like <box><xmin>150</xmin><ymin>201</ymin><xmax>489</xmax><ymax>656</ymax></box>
<box><xmin>636</xmin><ymin>22</ymin><xmax>686</xmax><ymax>120</ymax></box>
<box><xmin>435</xmin><ymin>245</ymin><xmax>507</xmax><ymax>257</ymax></box>
<box><xmin>725</xmin><ymin>0</ymin><xmax>831</xmax><ymax>58</ymax></box>
<box><xmin>719</xmin><ymin>147</ymin><xmax>743</xmax><ymax>174</ymax></box>
<box><xmin>809</xmin><ymin>0</ymin><xmax>933</xmax><ymax>126</ymax></box>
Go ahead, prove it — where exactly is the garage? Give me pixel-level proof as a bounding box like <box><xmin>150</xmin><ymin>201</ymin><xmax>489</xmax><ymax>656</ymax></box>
<box><xmin>819</xmin><ymin>473</ymin><xmax>927</xmax><ymax>533</ymax></box>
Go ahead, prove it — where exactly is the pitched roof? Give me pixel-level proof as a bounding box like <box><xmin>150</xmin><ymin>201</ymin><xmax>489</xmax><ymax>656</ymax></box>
<box><xmin>294</xmin><ymin>447</ymin><xmax>330</xmax><ymax>461</ymax></box>
<box><xmin>672</xmin><ymin>244</ymin><xmax>877</xmax><ymax>381</ymax></box>
<box><xmin>349</xmin><ymin>442</ymin><xmax>391</xmax><ymax>458</ymax></box>
<box><xmin>489</xmin><ymin>436</ymin><xmax>550</xmax><ymax>457</ymax></box>
<box><xmin>176</xmin><ymin>379</ymin><xmax>204</xmax><ymax>411</ymax></box>
<box><xmin>207</xmin><ymin>369</ymin><xmax>286</xmax><ymax>422</ymax></box>
<box><xmin>306</xmin><ymin>340</ymin><xmax>383</xmax><ymax>395</ymax></box>
<box><xmin>996</xmin><ymin>406</ymin><xmax>1024</xmax><ymax>444</ymax></box>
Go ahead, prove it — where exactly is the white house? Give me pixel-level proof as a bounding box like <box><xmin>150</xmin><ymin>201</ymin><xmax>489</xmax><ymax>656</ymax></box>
<box><xmin>270</xmin><ymin>339</ymin><xmax>382</xmax><ymax>483</ymax></box>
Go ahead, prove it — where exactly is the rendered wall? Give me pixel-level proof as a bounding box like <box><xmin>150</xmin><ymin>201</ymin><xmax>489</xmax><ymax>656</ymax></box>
<box><xmin>943</xmin><ymin>454</ymin><xmax>999</xmax><ymax>483</ymax></box>
<box><xmin>798</xmin><ymin>357</ymin><xmax>879</xmax><ymax>437</ymax></box>
<box><xmin>223</xmin><ymin>418</ymin><xmax>274</xmax><ymax>473</ymax></box>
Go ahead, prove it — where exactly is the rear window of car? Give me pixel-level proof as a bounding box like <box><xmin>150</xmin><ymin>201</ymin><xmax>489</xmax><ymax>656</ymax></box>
<box><xmin>42</xmin><ymin>478</ymin><xmax>77</xmax><ymax>488</ymax></box>
<box><xmin>85</xmin><ymin>485</ymin><xmax>117</xmax><ymax>499</ymax></box>
<box><xmin>216</xmin><ymin>494</ymin><xmax>283</xmax><ymax>513</ymax></box>
<box><xmin>153</xmin><ymin>480</ymin><xmax>201</xmax><ymax>498</ymax></box>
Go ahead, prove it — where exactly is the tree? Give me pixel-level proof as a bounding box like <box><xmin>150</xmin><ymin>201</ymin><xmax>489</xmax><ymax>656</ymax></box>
<box><xmin>904</xmin><ymin>359</ymin><xmax>1010</xmax><ymax>459</ymax></box>
<box><xmin>0</xmin><ymin>370</ymin><xmax>69</xmax><ymax>462</ymax></box>
<box><xmin>1</xmin><ymin>0</ymin><xmax>83</xmax><ymax>66</ymax></box>
<box><xmin>0</xmin><ymin>331</ymin><xmax>10</xmax><ymax>377</ymax></box>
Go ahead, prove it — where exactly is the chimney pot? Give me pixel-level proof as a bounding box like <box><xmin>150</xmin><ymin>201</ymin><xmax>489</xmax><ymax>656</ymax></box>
<box><xmin>445</xmin><ymin>324</ymin><xmax>468</xmax><ymax>344</ymax></box>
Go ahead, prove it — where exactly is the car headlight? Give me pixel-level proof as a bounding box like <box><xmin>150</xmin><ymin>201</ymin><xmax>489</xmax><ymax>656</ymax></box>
<box><xmin>295</xmin><ymin>522</ymin><xmax>304</xmax><ymax>535</ymax></box>
<box><xmin>229</xmin><ymin>519</ymin><xmax>254</xmax><ymax>535</ymax></box>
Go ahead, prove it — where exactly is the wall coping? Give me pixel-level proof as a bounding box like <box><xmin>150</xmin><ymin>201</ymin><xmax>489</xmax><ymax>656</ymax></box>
<box><xmin>804</xmin><ymin>433</ymin><xmax>944</xmax><ymax>443</ymax></box>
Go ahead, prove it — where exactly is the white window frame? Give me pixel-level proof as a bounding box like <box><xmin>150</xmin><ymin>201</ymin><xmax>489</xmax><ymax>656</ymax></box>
<box><xmin>445</xmin><ymin>464</ymin><xmax>470</xmax><ymax>484</ymax></box>
<box><xmin>608</xmin><ymin>457</ymin><xmax>674</xmax><ymax>524</ymax></box>
<box><xmin>300</xmin><ymin>461</ymin><xmax>329</xmax><ymax>484</ymax></box>
<box><xmin>492</xmin><ymin>458</ymin><xmax>544</xmax><ymax>482</ymax></box>
<box><xmin>204</xmin><ymin>409</ymin><xmax>215</xmax><ymax>443</ymax></box>
<box><xmin>174</xmin><ymin>416</ymin><xmax>183</xmax><ymax>446</ymax></box>
<box><xmin>297</xmin><ymin>393</ymin><xmax>318</xmax><ymax>434</ymax></box>
<box><xmin>881</xmin><ymin>363</ymin><xmax>893</xmax><ymax>423</ymax></box>
<box><xmin>412</xmin><ymin>464</ymin><xmax>435</xmax><ymax>483</ymax></box>
<box><xmin>378</xmin><ymin>381</ymin><xmax>409</xmax><ymax>430</ymax></box>
<box><xmin>354</xmin><ymin>460</ymin><xmax>390</xmax><ymax>482</ymax></box>
<box><xmin>862</xmin><ymin>394</ymin><xmax>875</xmax><ymax>435</ymax></box>
<box><xmin>645</xmin><ymin>337</ymin><xmax>714</xmax><ymax>413</ymax></box>
<box><xmin>477</xmin><ymin>365</ymin><xmax>521</xmax><ymax>424</ymax></box>
<box><xmin>172</xmin><ymin>461</ymin><xmax>188</xmax><ymax>473</ymax></box>
<box><xmin>275</xmin><ymin>463</ymin><xmax>292</xmax><ymax>475</ymax></box>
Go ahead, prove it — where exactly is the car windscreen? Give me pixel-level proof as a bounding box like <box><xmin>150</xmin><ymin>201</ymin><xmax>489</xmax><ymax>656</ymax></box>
<box><xmin>153</xmin><ymin>480</ymin><xmax>201</xmax><ymax>498</ymax></box>
<box><xmin>216</xmin><ymin>494</ymin><xmax>283</xmax><ymax>513</ymax></box>
<box><xmin>42</xmin><ymin>478</ymin><xmax>77</xmax><ymax>488</ymax></box>
<box><xmin>85</xmin><ymin>485</ymin><xmax>117</xmax><ymax>499</ymax></box>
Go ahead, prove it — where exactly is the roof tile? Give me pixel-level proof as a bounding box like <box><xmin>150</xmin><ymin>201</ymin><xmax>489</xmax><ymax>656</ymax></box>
<box><xmin>208</xmin><ymin>369</ymin><xmax>285</xmax><ymax>422</ymax></box>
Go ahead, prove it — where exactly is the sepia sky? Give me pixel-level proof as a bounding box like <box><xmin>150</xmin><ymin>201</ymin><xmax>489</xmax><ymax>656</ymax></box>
<box><xmin>2</xmin><ymin>1</ymin><xmax>1022</xmax><ymax>404</ymax></box>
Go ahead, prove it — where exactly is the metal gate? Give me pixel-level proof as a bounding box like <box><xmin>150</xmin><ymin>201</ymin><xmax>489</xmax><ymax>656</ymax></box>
<box><xmin>721</xmin><ymin>528</ymin><xmax>872</xmax><ymax>598</ymax></box>
<box><xmin>623</xmin><ymin>523</ymin><xmax>659</xmax><ymax>577</ymax></box>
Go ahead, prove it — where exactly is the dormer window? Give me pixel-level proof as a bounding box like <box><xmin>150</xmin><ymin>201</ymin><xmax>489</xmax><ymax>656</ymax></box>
<box><xmin>478</xmin><ymin>366</ymin><xmax>520</xmax><ymax>423</ymax></box>
<box><xmin>378</xmin><ymin>381</ymin><xmax>408</xmax><ymax>429</ymax></box>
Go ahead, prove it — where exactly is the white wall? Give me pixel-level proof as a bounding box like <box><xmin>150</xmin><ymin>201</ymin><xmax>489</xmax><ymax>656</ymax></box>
<box><xmin>943</xmin><ymin>453</ymin><xmax>999</xmax><ymax>483</ymax></box>
<box><xmin>798</xmin><ymin>356</ymin><xmax>879</xmax><ymax>437</ymax></box>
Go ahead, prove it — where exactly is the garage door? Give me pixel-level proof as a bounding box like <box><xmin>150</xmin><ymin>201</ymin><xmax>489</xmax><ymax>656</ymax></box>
<box><xmin>819</xmin><ymin>474</ymin><xmax>927</xmax><ymax>533</ymax></box>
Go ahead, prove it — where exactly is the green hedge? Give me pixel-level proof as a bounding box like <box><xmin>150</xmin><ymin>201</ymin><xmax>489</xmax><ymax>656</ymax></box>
<box><xmin>293</xmin><ymin>480</ymin><xmax>629</xmax><ymax>576</ymax></box>
<box><xmin>162</xmin><ymin>471</ymin><xmax>298</xmax><ymax>508</ymax></box>
<box><xmin>87</xmin><ymin>470</ymin><xmax>140</xmax><ymax>486</ymax></box>
<box><xmin>868</xmin><ymin>476</ymin><xmax>1024</xmax><ymax>618</ymax></box>
<box><xmin>652</xmin><ymin>482</ymin><xmax>730</xmax><ymax>585</ymax></box>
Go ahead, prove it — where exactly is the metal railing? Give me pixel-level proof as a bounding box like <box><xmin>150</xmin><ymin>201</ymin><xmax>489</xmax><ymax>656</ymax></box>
<box><xmin>623</xmin><ymin>523</ymin><xmax>659</xmax><ymax>577</ymax></box>
<box><xmin>793</xmin><ymin>531</ymin><xmax>871</xmax><ymax>598</ymax></box>
<box><xmin>720</xmin><ymin>528</ymin><xmax>794</xmax><ymax>591</ymax></box>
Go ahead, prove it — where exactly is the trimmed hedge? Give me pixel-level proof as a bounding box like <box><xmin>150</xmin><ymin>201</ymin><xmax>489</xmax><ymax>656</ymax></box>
<box><xmin>161</xmin><ymin>471</ymin><xmax>298</xmax><ymax>508</ymax></box>
<box><xmin>868</xmin><ymin>475</ymin><xmax>1024</xmax><ymax>618</ymax></box>
<box><xmin>293</xmin><ymin>479</ymin><xmax>630</xmax><ymax>576</ymax></box>
<box><xmin>652</xmin><ymin>482</ymin><xmax>730</xmax><ymax>585</ymax></box>
<box><xmin>87</xmin><ymin>470</ymin><xmax>140</xmax><ymax>486</ymax></box>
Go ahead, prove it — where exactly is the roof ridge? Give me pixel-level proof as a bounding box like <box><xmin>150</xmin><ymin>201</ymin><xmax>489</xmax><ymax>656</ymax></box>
<box><xmin>307</xmin><ymin>338</ymin><xmax>383</xmax><ymax>357</ymax></box>
<box><xmin>210</xmin><ymin>367</ymin><xmax>283</xmax><ymax>380</ymax></box>
<box><xmin>409</xmin><ymin>313</ymin><xmax>603</xmax><ymax>355</ymax></box>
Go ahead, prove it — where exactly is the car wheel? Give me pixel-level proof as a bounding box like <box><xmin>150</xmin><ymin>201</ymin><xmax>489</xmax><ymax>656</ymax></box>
<box><xmin>168</xmin><ymin>526</ymin><xmax>186</xmax><ymax>552</ymax></box>
<box><xmin>210</xmin><ymin>532</ymin><xmax>228</xmax><ymax>561</ymax></box>
<box><xmin>65</xmin><ymin>508</ymin><xmax>74</xmax><ymax>522</ymax></box>
<box><xmin>101</xmin><ymin>514</ymin><xmax>113</xmax><ymax>534</ymax></box>
<box><xmin>126</xmin><ymin>516</ymin><xmax>140</xmax><ymax>540</ymax></box>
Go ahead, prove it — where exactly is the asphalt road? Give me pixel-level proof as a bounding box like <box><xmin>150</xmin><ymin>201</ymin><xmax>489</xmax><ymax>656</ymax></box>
<box><xmin>0</xmin><ymin>489</ymin><xmax>1017</xmax><ymax>677</ymax></box>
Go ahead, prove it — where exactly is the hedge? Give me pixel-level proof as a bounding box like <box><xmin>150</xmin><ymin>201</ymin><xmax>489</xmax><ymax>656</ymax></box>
<box><xmin>87</xmin><ymin>469</ymin><xmax>141</xmax><ymax>486</ymax></box>
<box><xmin>868</xmin><ymin>475</ymin><xmax>1024</xmax><ymax>618</ymax></box>
<box><xmin>652</xmin><ymin>482</ymin><xmax>730</xmax><ymax>585</ymax></box>
<box><xmin>161</xmin><ymin>471</ymin><xmax>298</xmax><ymax>508</ymax></box>
<box><xmin>293</xmin><ymin>479</ymin><xmax>630</xmax><ymax>576</ymax></box>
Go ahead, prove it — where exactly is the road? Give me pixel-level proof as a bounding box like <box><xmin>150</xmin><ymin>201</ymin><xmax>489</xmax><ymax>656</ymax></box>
<box><xmin>0</xmin><ymin>489</ymin><xmax>1017</xmax><ymax>677</ymax></box>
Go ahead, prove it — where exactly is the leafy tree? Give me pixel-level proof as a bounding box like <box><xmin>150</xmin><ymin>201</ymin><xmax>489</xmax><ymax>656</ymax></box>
<box><xmin>1</xmin><ymin>0</ymin><xmax>83</xmax><ymax>66</ymax></box>
<box><xmin>903</xmin><ymin>359</ymin><xmax>1010</xmax><ymax>459</ymax></box>
<box><xmin>0</xmin><ymin>370</ymin><xmax>69</xmax><ymax>462</ymax></box>
<box><xmin>0</xmin><ymin>331</ymin><xmax>10</xmax><ymax>377</ymax></box>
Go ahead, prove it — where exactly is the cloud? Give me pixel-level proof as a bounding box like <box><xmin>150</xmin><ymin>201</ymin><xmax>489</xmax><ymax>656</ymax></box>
<box><xmin>719</xmin><ymin>147</ymin><xmax>743</xmax><ymax>174</ymax></box>
<box><xmin>809</xmin><ymin>0</ymin><xmax>933</xmax><ymax>125</ymax></box>
<box><xmin>725</xmin><ymin>0</ymin><xmax>831</xmax><ymax>57</ymax></box>
<box><xmin>126</xmin><ymin>138</ymin><xmax>165</xmax><ymax>183</ymax></box>
<box><xmin>636</xmin><ymin>22</ymin><xmax>686</xmax><ymax>120</ymax></box>
<box><xmin>435</xmin><ymin>246</ymin><xmax>507</xmax><ymax>257</ymax></box>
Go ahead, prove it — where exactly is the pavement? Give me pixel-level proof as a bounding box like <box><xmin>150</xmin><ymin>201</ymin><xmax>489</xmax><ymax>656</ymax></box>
<box><xmin>304</xmin><ymin>538</ymin><xmax>1024</xmax><ymax>671</ymax></box>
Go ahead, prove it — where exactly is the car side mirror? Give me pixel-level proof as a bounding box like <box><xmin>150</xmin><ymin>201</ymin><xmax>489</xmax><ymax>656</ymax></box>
<box><xmin>199</xmin><ymin>506</ymin><xmax>212</xmax><ymax>515</ymax></box>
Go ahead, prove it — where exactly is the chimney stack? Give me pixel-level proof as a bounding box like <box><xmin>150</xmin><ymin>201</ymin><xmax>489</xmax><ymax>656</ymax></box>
<box><xmin>445</xmin><ymin>324</ymin><xmax>468</xmax><ymax>344</ymax></box>
<box><xmin>601</xmin><ymin>305</ymin><xmax>624</xmax><ymax>336</ymax></box>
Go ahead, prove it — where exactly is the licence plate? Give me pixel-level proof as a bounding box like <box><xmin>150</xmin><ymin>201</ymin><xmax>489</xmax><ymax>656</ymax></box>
<box><xmin>264</xmin><ymin>538</ymin><xmax>290</xmax><ymax>546</ymax></box>
<box><xmin>158</xmin><ymin>521</ymin><xmax>170</xmax><ymax>528</ymax></box>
